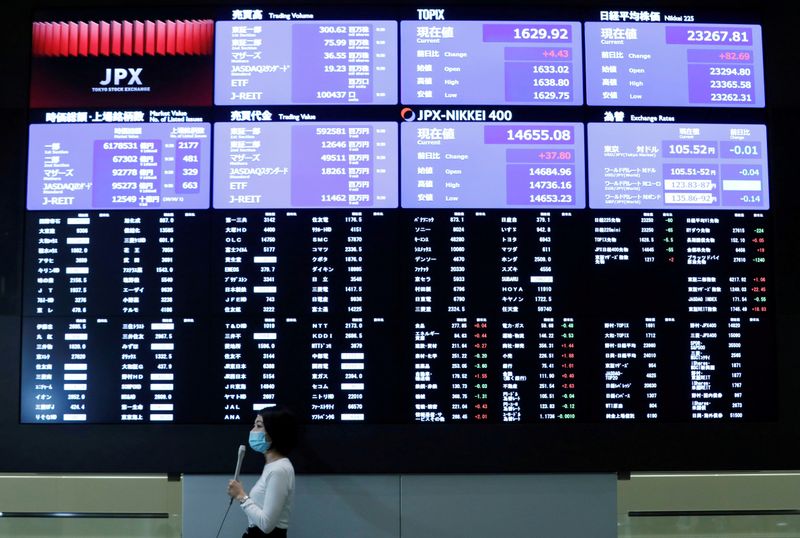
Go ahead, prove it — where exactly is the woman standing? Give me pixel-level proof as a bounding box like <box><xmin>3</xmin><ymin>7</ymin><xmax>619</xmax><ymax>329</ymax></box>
<box><xmin>227</xmin><ymin>406</ymin><xmax>298</xmax><ymax>537</ymax></box>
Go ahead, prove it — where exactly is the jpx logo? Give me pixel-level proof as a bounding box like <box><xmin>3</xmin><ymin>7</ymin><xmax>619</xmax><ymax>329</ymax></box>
<box><xmin>99</xmin><ymin>68</ymin><xmax>143</xmax><ymax>86</ymax></box>
<box><xmin>418</xmin><ymin>109</ymin><xmax>442</xmax><ymax>121</ymax></box>
<box><xmin>417</xmin><ymin>9</ymin><xmax>445</xmax><ymax>20</ymax></box>
<box><xmin>406</xmin><ymin>109</ymin><xmax>493</xmax><ymax>122</ymax></box>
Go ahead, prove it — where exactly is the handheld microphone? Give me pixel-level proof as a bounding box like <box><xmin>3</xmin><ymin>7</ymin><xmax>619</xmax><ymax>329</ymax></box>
<box><xmin>219</xmin><ymin>444</ymin><xmax>248</xmax><ymax>537</ymax></box>
<box><xmin>234</xmin><ymin>444</ymin><xmax>245</xmax><ymax>482</ymax></box>
<box><xmin>227</xmin><ymin>445</ymin><xmax>246</xmax><ymax>507</ymax></box>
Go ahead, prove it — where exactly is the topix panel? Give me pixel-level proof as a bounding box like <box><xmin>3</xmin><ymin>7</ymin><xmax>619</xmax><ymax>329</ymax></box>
<box><xmin>401</xmin><ymin>20</ymin><xmax>583</xmax><ymax>105</ymax></box>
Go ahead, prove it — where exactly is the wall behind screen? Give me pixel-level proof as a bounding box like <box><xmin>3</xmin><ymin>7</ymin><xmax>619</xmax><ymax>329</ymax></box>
<box><xmin>0</xmin><ymin>0</ymin><xmax>799</xmax><ymax>474</ymax></box>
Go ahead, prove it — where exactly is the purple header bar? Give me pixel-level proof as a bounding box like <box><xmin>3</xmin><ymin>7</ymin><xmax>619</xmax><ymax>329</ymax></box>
<box><xmin>485</xmin><ymin>125</ymin><xmax>575</xmax><ymax>145</ymax></box>
<box><xmin>665</xmin><ymin>26</ymin><xmax>754</xmax><ymax>46</ymax></box>
<box><xmin>482</xmin><ymin>23</ymin><xmax>572</xmax><ymax>43</ymax></box>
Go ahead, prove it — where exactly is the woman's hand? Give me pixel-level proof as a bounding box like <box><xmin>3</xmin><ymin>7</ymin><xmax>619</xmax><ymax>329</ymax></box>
<box><xmin>227</xmin><ymin>479</ymin><xmax>245</xmax><ymax>501</ymax></box>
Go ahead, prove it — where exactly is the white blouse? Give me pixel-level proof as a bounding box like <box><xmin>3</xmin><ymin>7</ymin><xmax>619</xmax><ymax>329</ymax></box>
<box><xmin>240</xmin><ymin>457</ymin><xmax>295</xmax><ymax>533</ymax></box>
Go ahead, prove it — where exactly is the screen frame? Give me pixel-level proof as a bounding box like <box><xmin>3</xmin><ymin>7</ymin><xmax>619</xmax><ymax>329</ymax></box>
<box><xmin>1</xmin><ymin>0</ymin><xmax>798</xmax><ymax>475</ymax></box>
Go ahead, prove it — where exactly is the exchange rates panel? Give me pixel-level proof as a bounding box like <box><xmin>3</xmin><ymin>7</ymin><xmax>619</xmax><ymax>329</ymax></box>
<box><xmin>588</xmin><ymin>123</ymin><xmax>769</xmax><ymax>209</ymax></box>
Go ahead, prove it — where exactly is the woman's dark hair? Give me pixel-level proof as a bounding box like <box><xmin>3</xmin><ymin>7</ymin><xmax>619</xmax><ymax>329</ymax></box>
<box><xmin>258</xmin><ymin>406</ymin><xmax>299</xmax><ymax>455</ymax></box>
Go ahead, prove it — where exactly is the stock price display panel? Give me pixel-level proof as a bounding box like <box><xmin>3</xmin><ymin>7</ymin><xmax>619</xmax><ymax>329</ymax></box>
<box><xmin>16</xmin><ymin>2</ymin><xmax>782</xmax><ymax>472</ymax></box>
